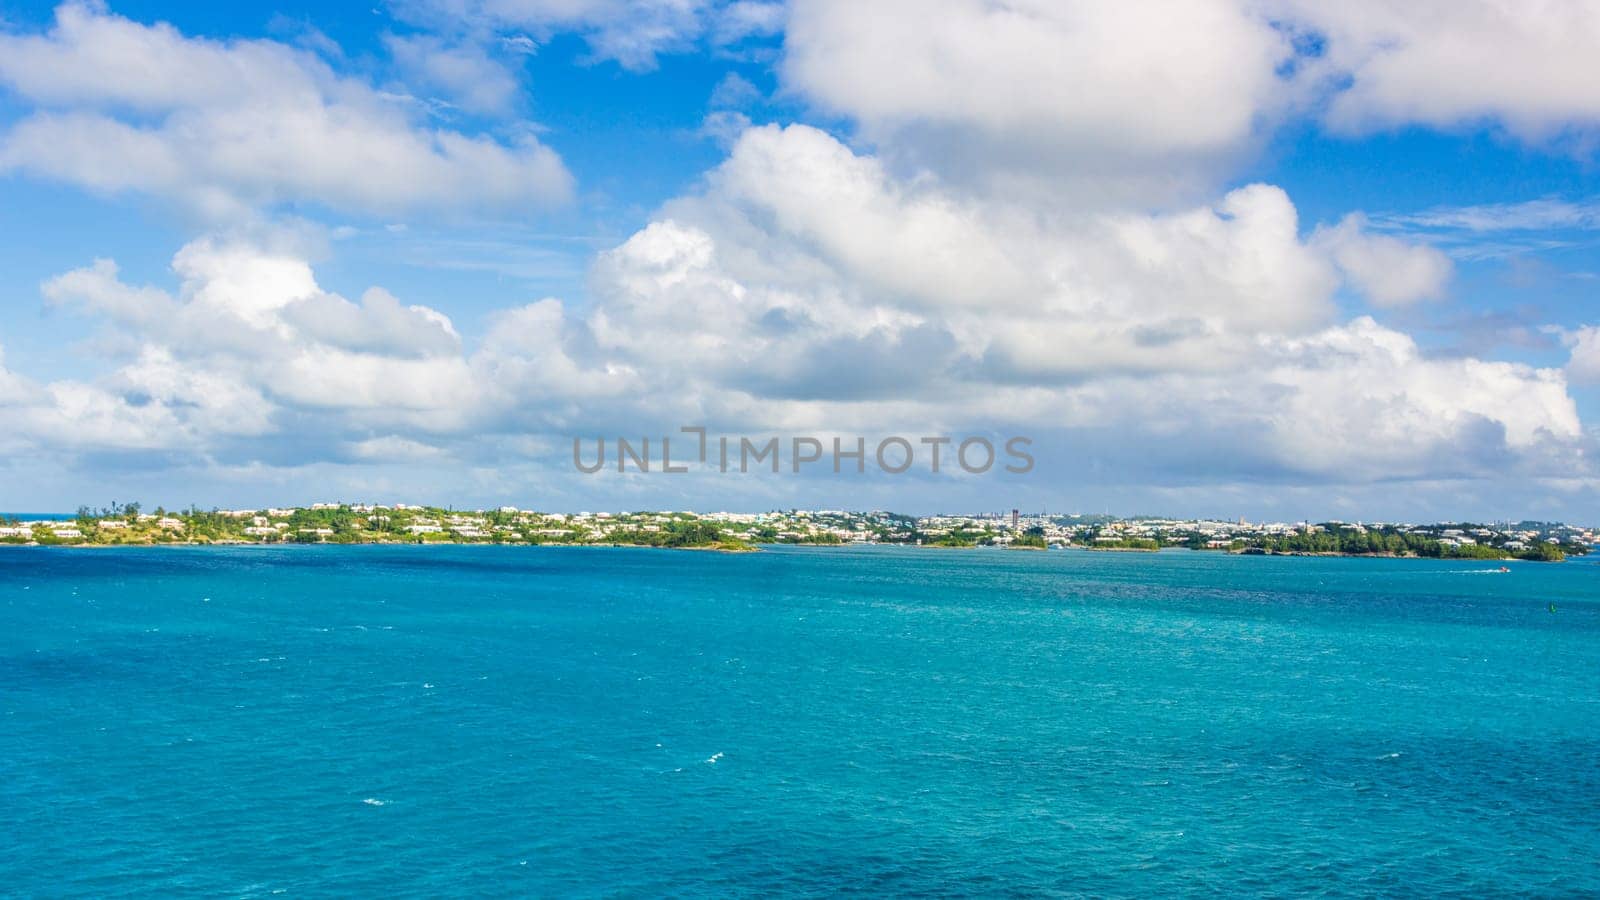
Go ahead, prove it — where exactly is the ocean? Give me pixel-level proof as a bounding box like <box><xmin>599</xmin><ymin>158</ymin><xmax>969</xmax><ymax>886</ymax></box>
<box><xmin>3</xmin><ymin>545</ymin><xmax>1597</xmax><ymax>896</ymax></box>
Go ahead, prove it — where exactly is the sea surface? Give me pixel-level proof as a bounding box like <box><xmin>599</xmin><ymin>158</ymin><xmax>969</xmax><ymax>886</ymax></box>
<box><xmin>3</xmin><ymin>545</ymin><xmax>1598</xmax><ymax>896</ymax></box>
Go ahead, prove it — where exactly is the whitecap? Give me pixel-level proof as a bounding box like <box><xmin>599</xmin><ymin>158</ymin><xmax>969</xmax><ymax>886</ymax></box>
<box><xmin>706</xmin><ymin>752</ymin><xmax>724</xmax><ymax>764</ymax></box>
<box><xmin>363</xmin><ymin>798</ymin><xmax>386</xmax><ymax>806</ymax></box>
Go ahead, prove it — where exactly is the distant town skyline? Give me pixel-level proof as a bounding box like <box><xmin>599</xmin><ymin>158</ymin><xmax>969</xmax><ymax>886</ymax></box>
<box><xmin>6</xmin><ymin>504</ymin><xmax>1592</xmax><ymax>560</ymax></box>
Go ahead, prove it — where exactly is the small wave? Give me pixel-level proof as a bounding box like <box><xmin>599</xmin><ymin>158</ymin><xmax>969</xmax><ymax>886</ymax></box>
<box><xmin>1376</xmin><ymin>752</ymin><xmax>1401</xmax><ymax>760</ymax></box>
<box><xmin>362</xmin><ymin>798</ymin><xmax>386</xmax><ymax>806</ymax></box>
<box><xmin>706</xmin><ymin>752</ymin><xmax>724</xmax><ymax>764</ymax></box>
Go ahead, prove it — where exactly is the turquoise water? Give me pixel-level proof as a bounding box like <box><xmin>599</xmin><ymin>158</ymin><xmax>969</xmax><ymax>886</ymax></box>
<box><xmin>3</xmin><ymin>545</ymin><xmax>1597</xmax><ymax>896</ymax></box>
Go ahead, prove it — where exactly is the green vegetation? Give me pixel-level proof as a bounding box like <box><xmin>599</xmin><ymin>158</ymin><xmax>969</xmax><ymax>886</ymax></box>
<box><xmin>1089</xmin><ymin>537</ymin><xmax>1161</xmax><ymax>551</ymax></box>
<box><xmin>606</xmin><ymin>519</ymin><xmax>754</xmax><ymax>551</ymax></box>
<box><xmin>928</xmin><ymin>526</ymin><xmax>996</xmax><ymax>547</ymax></box>
<box><xmin>1234</xmin><ymin>524</ymin><xmax>1567</xmax><ymax>561</ymax></box>
<box><xmin>775</xmin><ymin>531</ymin><xmax>843</xmax><ymax>545</ymax></box>
<box><xmin>1010</xmin><ymin>528</ymin><xmax>1048</xmax><ymax>549</ymax></box>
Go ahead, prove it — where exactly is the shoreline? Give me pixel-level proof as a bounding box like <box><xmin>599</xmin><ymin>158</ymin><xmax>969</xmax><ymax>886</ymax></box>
<box><xmin>0</xmin><ymin>539</ymin><xmax>762</xmax><ymax>553</ymax></box>
<box><xmin>0</xmin><ymin>540</ymin><xmax>1573</xmax><ymax>561</ymax></box>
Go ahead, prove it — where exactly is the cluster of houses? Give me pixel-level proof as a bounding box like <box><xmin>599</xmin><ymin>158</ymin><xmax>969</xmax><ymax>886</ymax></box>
<box><xmin>903</xmin><ymin>513</ymin><xmax>1596</xmax><ymax>551</ymax></box>
<box><xmin>2</xmin><ymin>513</ymin><xmax>186</xmax><ymax>542</ymax></box>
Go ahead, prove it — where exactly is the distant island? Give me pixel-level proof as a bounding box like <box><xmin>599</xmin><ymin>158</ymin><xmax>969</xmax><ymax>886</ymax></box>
<box><xmin>1</xmin><ymin>504</ymin><xmax>1592</xmax><ymax>561</ymax></box>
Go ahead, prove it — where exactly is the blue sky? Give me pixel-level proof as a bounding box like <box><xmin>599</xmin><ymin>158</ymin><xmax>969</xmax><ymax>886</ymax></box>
<box><xmin>1</xmin><ymin>0</ymin><xmax>1598</xmax><ymax>520</ymax></box>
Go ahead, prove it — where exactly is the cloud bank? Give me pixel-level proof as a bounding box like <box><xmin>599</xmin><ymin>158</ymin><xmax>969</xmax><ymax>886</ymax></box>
<box><xmin>0</xmin><ymin>0</ymin><xmax>1596</xmax><ymax>515</ymax></box>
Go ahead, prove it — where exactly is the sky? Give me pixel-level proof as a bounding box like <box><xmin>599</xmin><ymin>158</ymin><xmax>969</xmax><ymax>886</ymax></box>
<box><xmin>0</xmin><ymin>0</ymin><xmax>1598</xmax><ymax>521</ymax></box>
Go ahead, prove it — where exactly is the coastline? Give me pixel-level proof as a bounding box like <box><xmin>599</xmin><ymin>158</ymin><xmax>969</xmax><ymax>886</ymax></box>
<box><xmin>9</xmin><ymin>507</ymin><xmax>1585</xmax><ymax>562</ymax></box>
<box><xmin>2</xmin><ymin>540</ymin><xmax>1578</xmax><ymax>561</ymax></box>
<box><xmin>0</xmin><ymin>539</ymin><xmax>763</xmax><ymax>553</ymax></box>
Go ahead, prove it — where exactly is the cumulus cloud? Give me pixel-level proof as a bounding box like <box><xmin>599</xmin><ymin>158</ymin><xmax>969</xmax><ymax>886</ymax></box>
<box><xmin>635</xmin><ymin>126</ymin><xmax>1344</xmax><ymax>388</ymax></box>
<box><xmin>31</xmin><ymin>238</ymin><xmax>481</xmax><ymax>446</ymax></box>
<box><xmin>43</xmin><ymin>258</ymin><xmax>178</xmax><ymax>325</ymax></box>
<box><xmin>568</xmin><ymin>125</ymin><xmax>1579</xmax><ymax>482</ymax></box>
<box><xmin>0</xmin><ymin>3</ymin><xmax>573</xmax><ymax>218</ymax></box>
<box><xmin>1259</xmin><ymin>317</ymin><xmax>1580</xmax><ymax>474</ymax></box>
<box><xmin>1286</xmin><ymin>0</ymin><xmax>1600</xmax><ymax>142</ymax></box>
<box><xmin>1313</xmin><ymin>214</ymin><xmax>1454</xmax><ymax>306</ymax></box>
<box><xmin>777</xmin><ymin>0</ymin><xmax>1600</xmax><ymax>199</ymax></box>
<box><xmin>783</xmin><ymin>0</ymin><xmax>1290</xmax><ymax>167</ymax></box>
<box><xmin>8</xmin><ymin>212</ymin><xmax>1587</xmax><ymax>504</ymax></box>
<box><xmin>1566</xmin><ymin>326</ymin><xmax>1600</xmax><ymax>383</ymax></box>
<box><xmin>281</xmin><ymin>288</ymin><xmax>462</xmax><ymax>359</ymax></box>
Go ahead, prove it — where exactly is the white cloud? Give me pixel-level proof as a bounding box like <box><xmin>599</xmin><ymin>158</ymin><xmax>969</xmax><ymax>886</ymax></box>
<box><xmin>563</xmin><ymin>124</ymin><xmax>1582</xmax><ymax>484</ymax></box>
<box><xmin>1566</xmin><ymin>326</ymin><xmax>1600</xmax><ymax>383</ymax></box>
<box><xmin>709</xmin><ymin>71</ymin><xmax>761</xmax><ymax>109</ymax></box>
<box><xmin>1314</xmin><ymin>214</ymin><xmax>1453</xmax><ymax>306</ymax></box>
<box><xmin>781</xmin><ymin>0</ymin><xmax>1293</xmax><ymax>194</ymax></box>
<box><xmin>784</xmin><ymin>0</ymin><xmax>1287</xmax><ymax>155</ymax></box>
<box><xmin>384</xmin><ymin>33</ymin><xmax>524</xmax><ymax>116</ymax></box>
<box><xmin>0</xmin><ymin>346</ymin><xmax>38</xmax><ymax>408</ymax></box>
<box><xmin>777</xmin><ymin>0</ymin><xmax>1600</xmax><ymax>200</ymax></box>
<box><xmin>170</xmin><ymin>238</ymin><xmax>322</xmax><ymax>330</ymax></box>
<box><xmin>30</xmin><ymin>237</ymin><xmax>488</xmax><ymax>439</ymax></box>
<box><xmin>400</xmin><ymin>0</ymin><xmax>774</xmax><ymax>71</ymax></box>
<box><xmin>7</xmin><ymin>199</ymin><xmax>1588</xmax><ymax>502</ymax></box>
<box><xmin>0</xmin><ymin>3</ymin><xmax>572</xmax><ymax>218</ymax></box>
<box><xmin>1287</xmin><ymin>0</ymin><xmax>1600</xmax><ymax>142</ymax></box>
<box><xmin>707</xmin><ymin>124</ymin><xmax>1038</xmax><ymax>312</ymax></box>
<box><xmin>1386</xmin><ymin>197</ymin><xmax>1600</xmax><ymax>232</ymax></box>
<box><xmin>281</xmin><ymin>288</ymin><xmax>462</xmax><ymax>359</ymax></box>
<box><xmin>1259</xmin><ymin>317</ymin><xmax>1580</xmax><ymax>473</ymax></box>
<box><xmin>714</xmin><ymin>1</ymin><xmax>785</xmax><ymax>45</ymax></box>
<box><xmin>42</xmin><ymin>258</ymin><xmax>178</xmax><ymax>325</ymax></box>
<box><xmin>641</xmin><ymin>127</ymin><xmax>1344</xmax><ymax>388</ymax></box>
<box><xmin>388</xmin><ymin>0</ymin><xmax>787</xmax><ymax>73</ymax></box>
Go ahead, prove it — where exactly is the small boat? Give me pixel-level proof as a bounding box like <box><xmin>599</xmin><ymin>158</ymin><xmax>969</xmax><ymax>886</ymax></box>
<box><xmin>1497</xmin><ymin>565</ymin><xmax>1510</xmax><ymax>573</ymax></box>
